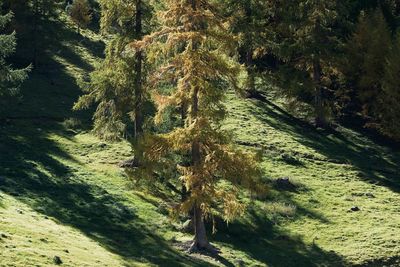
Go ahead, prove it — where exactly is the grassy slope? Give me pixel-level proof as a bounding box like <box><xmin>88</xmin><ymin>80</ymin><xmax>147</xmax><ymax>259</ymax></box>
<box><xmin>222</xmin><ymin>94</ymin><xmax>400</xmax><ymax>266</ymax></box>
<box><xmin>1</xmin><ymin>10</ymin><xmax>400</xmax><ymax>267</ymax></box>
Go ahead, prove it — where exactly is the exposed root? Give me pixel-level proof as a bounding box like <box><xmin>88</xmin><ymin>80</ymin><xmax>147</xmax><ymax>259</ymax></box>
<box><xmin>187</xmin><ymin>241</ymin><xmax>220</xmax><ymax>255</ymax></box>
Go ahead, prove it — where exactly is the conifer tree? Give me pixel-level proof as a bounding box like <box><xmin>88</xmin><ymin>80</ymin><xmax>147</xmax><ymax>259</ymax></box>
<box><xmin>2</xmin><ymin>0</ymin><xmax>58</xmax><ymax>68</ymax></box>
<box><xmin>341</xmin><ymin>8</ymin><xmax>400</xmax><ymax>140</ymax></box>
<box><xmin>378</xmin><ymin>32</ymin><xmax>400</xmax><ymax>139</ymax></box>
<box><xmin>222</xmin><ymin>0</ymin><xmax>269</xmax><ymax>97</ymax></box>
<box><xmin>344</xmin><ymin>9</ymin><xmax>392</xmax><ymax>119</ymax></box>
<box><xmin>69</xmin><ymin>0</ymin><xmax>92</xmax><ymax>34</ymax></box>
<box><xmin>267</xmin><ymin>0</ymin><xmax>349</xmax><ymax>127</ymax></box>
<box><xmin>74</xmin><ymin>0</ymin><xmax>150</xmax><ymax>142</ymax></box>
<box><xmin>128</xmin><ymin>0</ymin><xmax>263</xmax><ymax>252</ymax></box>
<box><xmin>0</xmin><ymin>5</ymin><xmax>30</xmax><ymax>96</ymax></box>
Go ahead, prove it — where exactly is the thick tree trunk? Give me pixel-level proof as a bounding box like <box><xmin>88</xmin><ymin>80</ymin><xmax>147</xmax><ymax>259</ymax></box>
<box><xmin>188</xmin><ymin>85</ymin><xmax>212</xmax><ymax>252</ymax></box>
<box><xmin>188</xmin><ymin>84</ymin><xmax>216</xmax><ymax>253</ymax></box>
<box><xmin>191</xmin><ymin>205</ymin><xmax>209</xmax><ymax>247</ymax></box>
<box><xmin>186</xmin><ymin>0</ymin><xmax>216</xmax><ymax>253</ymax></box>
<box><xmin>134</xmin><ymin>0</ymin><xmax>143</xmax><ymax>142</ymax></box>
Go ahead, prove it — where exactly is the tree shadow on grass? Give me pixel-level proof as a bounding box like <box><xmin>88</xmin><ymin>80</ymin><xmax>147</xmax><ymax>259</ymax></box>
<box><xmin>0</xmin><ymin>123</ymin><xmax>212</xmax><ymax>267</ymax></box>
<box><xmin>212</xmin><ymin>207</ymin><xmax>349</xmax><ymax>267</ymax></box>
<box><xmin>248</xmin><ymin>95</ymin><xmax>400</xmax><ymax>193</ymax></box>
<box><xmin>0</xmin><ymin>10</ymin><xmax>216</xmax><ymax>267</ymax></box>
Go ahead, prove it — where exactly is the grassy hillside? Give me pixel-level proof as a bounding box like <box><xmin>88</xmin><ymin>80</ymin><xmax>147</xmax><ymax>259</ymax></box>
<box><xmin>1</xmin><ymin>10</ymin><xmax>400</xmax><ymax>267</ymax></box>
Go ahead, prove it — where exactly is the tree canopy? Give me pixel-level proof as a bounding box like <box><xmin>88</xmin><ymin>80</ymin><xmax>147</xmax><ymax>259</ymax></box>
<box><xmin>0</xmin><ymin>4</ymin><xmax>30</xmax><ymax>96</ymax></box>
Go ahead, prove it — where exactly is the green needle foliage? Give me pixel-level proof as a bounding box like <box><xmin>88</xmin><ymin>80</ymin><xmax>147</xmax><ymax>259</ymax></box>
<box><xmin>74</xmin><ymin>0</ymin><xmax>152</xmax><ymax>141</ymax></box>
<box><xmin>381</xmin><ymin>33</ymin><xmax>400</xmax><ymax>140</ymax></box>
<box><xmin>0</xmin><ymin>4</ymin><xmax>30</xmax><ymax>96</ymax></box>
<box><xmin>222</xmin><ymin>0</ymin><xmax>270</xmax><ymax>97</ymax></box>
<box><xmin>343</xmin><ymin>8</ymin><xmax>400</xmax><ymax>140</ymax></box>
<box><xmin>268</xmin><ymin>0</ymin><xmax>349</xmax><ymax>127</ymax></box>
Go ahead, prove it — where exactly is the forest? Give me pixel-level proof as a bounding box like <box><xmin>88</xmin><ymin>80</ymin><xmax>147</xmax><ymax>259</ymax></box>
<box><xmin>1</xmin><ymin>0</ymin><xmax>400</xmax><ymax>266</ymax></box>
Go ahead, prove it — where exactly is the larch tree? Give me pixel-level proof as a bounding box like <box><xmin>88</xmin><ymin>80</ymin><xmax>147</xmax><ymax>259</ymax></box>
<box><xmin>69</xmin><ymin>0</ymin><xmax>92</xmax><ymax>35</ymax></box>
<box><xmin>127</xmin><ymin>0</ymin><xmax>263</xmax><ymax>252</ymax></box>
<box><xmin>0</xmin><ymin>4</ymin><xmax>30</xmax><ymax>96</ymax></box>
<box><xmin>74</xmin><ymin>0</ymin><xmax>151</xmax><ymax>142</ymax></box>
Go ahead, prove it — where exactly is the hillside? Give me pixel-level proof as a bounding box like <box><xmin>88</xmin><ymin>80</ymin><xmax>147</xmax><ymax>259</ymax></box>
<box><xmin>1</xmin><ymin>8</ymin><xmax>400</xmax><ymax>267</ymax></box>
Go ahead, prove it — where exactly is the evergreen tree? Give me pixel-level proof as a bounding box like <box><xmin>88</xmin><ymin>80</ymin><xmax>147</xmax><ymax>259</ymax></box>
<box><xmin>342</xmin><ymin>9</ymin><xmax>391</xmax><ymax>125</ymax></box>
<box><xmin>222</xmin><ymin>0</ymin><xmax>270</xmax><ymax>97</ymax></box>
<box><xmin>349</xmin><ymin>0</ymin><xmax>400</xmax><ymax>31</ymax></box>
<box><xmin>69</xmin><ymin>0</ymin><xmax>92</xmax><ymax>34</ymax></box>
<box><xmin>266</xmin><ymin>0</ymin><xmax>349</xmax><ymax>127</ymax></box>
<box><xmin>74</xmin><ymin>0</ymin><xmax>151</xmax><ymax>142</ymax></box>
<box><xmin>3</xmin><ymin>0</ymin><xmax>58</xmax><ymax>67</ymax></box>
<box><xmin>0</xmin><ymin>5</ymin><xmax>30</xmax><ymax>96</ymax></box>
<box><xmin>128</xmin><ymin>0</ymin><xmax>263</xmax><ymax>252</ymax></box>
<box><xmin>341</xmin><ymin>8</ymin><xmax>400</xmax><ymax>140</ymax></box>
<box><xmin>378</xmin><ymin>32</ymin><xmax>400</xmax><ymax>139</ymax></box>
<box><xmin>344</xmin><ymin>9</ymin><xmax>392</xmax><ymax>119</ymax></box>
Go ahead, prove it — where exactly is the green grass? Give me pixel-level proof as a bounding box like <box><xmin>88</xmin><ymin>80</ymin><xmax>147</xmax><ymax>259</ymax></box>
<box><xmin>1</xmin><ymin>8</ymin><xmax>400</xmax><ymax>267</ymax></box>
<box><xmin>222</xmin><ymin>94</ymin><xmax>400</xmax><ymax>266</ymax></box>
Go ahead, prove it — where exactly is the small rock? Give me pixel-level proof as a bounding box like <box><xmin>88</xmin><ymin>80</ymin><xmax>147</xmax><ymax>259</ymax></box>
<box><xmin>350</xmin><ymin>206</ymin><xmax>360</xmax><ymax>212</ymax></box>
<box><xmin>1</xmin><ymin>233</ymin><xmax>8</xmax><ymax>238</ymax></box>
<box><xmin>16</xmin><ymin>209</ymin><xmax>23</xmax><ymax>214</ymax></box>
<box><xmin>64</xmin><ymin>249</ymin><xmax>69</xmax><ymax>253</ymax></box>
<box><xmin>53</xmin><ymin>256</ymin><xmax>63</xmax><ymax>265</ymax></box>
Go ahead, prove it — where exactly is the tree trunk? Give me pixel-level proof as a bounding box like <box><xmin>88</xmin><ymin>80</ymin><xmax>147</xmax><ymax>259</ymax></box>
<box><xmin>33</xmin><ymin>0</ymin><xmax>39</xmax><ymax>68</ymax></box>
<box><xmin>186</xmin><ymin>0</ymin><xmax>216</xmax><ymax>253</ymax></box>
<box><xmin>313</xmin><ymin>17</ymin><xmax>327</xmax><ymax>128</ymax></box>
<box><xmin>191</xmin><ymin>205</ymin><xmax>209</xmax><ymax>248</ymax></box>
<box><xmin>188</xmin><ymin>65</ymin><xmax>215</xmax><ymax>253</ymax></box>
<box><xmin>313</xmin><ymin>58</ymin><xmax>326</xmax><ymax>128</ymax></box>
<box><xmin>181</xmin><ymin>100</ymin><xmax>188</xmax><ymax>201</ymax></box>
<box><xmin>133</xmin><ymin>0</ymin><xmax>143</xmax><ymax>142</ymax></box>
<box><xmin>244</xmin><ymin>4</ymin><xmax>256</xmax><ymax>97</ymax></box>
<box><xmin>188</xmin><ymin>82</ymin><xmax>213</xmax><ymax>253</ymax></box>
<box><xmin>246</xmin><ymin>50</ymin><xmax>256</xmax><ymax>97</ymax></box>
